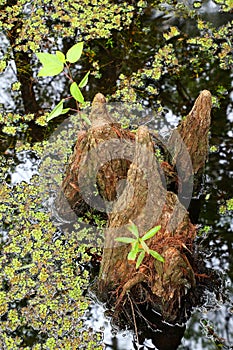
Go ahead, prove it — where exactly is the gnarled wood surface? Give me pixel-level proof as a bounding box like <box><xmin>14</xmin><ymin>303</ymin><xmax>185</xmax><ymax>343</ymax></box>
<box><xmin>58</xmin><ymin>90</ymin><xmax>212</xmax><ymax>322</ymax></box>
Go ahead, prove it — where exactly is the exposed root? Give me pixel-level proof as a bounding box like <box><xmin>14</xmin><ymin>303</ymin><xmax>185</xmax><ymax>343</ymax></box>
<box><xmin>128</xmin><ymin>293</ymin><xmax>139</xmax><ymax>345</ymax></box>
<box><xmin>115</xmin><ymin>273</ymin><xmax>146</xmax><ymax>310</ymax></box>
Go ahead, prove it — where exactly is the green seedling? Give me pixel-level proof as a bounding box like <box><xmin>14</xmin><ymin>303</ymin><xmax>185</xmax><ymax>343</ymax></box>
<box><xmin>115</xmin><ymin>220</ymin><xmax>164</xmax><ymax>269</ymax></box>
<box><xmin>36</xmin><ymin>42</ymin><xmax>91</xmax><ymax>124</ymax></box>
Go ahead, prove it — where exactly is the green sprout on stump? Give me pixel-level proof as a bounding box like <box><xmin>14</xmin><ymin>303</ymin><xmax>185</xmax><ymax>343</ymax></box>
<box><xmin>115</xmin><ymin>220</ymin><xmax>164</xmax><ymax>269</ymax></box>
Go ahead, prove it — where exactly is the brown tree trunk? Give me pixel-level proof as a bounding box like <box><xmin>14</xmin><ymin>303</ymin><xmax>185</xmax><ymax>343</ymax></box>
<box><xmin>58</xmin><ymin>90</ymin><xmax>212</xmax><ymax>323</ymax></box>
<box><xmin>4</xmin><ymin>0</ymin><xmax>41</xmax><ymax>115</ymax></box>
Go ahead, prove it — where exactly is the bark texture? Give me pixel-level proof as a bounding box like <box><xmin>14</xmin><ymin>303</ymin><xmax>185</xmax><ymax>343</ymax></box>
<box><xmin>58</xmin><ymin>90</ymin><xmax>212</xmax><ymax>322</ymax></box>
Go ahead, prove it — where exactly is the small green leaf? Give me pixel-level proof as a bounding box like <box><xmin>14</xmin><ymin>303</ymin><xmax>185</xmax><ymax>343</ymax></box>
<box><xmin>36</xmin><ymin>52</ymin><xmax>64</xmax><ymax>77</ymax></box>
<box><xmin>131</xmin><ymin>241</ymin><xmax>139</xmax><ymax>252</ymax></box>
<box><xmin>136</xmin><ymin>251</ymin><xmax>145</xmax><ymax>269</ymax></box>
<box><xmin>127</xmin><ymin>220</ymin><xmax>139</xmax><ymax>238</ymax></box>
<box><xmin>79</xmin><ymin>71</ymin><xmax>90</xmax><ymax>88</ymax></box>
<box><xmin>163</xmin><ymin>26</ymin><xmax>180</xmax><ymax>41</ymax></box>
<box><xmin>193</xmin><ymin>1</ymin><xmax>202</xmax><ymax>8</ymax></box>
<box><xmin>66</xmin><ymin>42</ymin><xmax>83</xmax><ymax>63</ymax></box>
<box><xmin>149</xmin><ymin>249</ymin><xmax>164</xmax><ymax>262</ymax></box>
<box><xmin>142</xmin><ymin>225</ymin><xmax>161</xmax><ymax>241</ymax></box>
<box><xmin>140</xmin><ymin>240</ymin><xmax>150</xmax><ymax>254</ymax></box>
<box><xmin>128</xmin><ymin>249</ymin><xmax>137</xmax><ymax>261</ymax></box>
<box><xmin>127</xmin><ymin>241</ymin><xmax>139</xmax><ymax>261</ymax></box>
<box><xmin>47</xmin><ymin>100</ymin><xmax>64</xmax><ymax>122</ymax></box>
<box><xmin>61</xmin><ymin>108</ymin><xmax>70</xmax><ymax>114</ymax></box>
<box><xmin>115</xmin><ymin>237</ymin><xmax>136</xmax><ymax>244</ymax></box>
<box><xmin>56</xmin><ymin>51</ymin><xmax>66</xmax><ymax>63</ymax></box>
<box><xmin>70</xmin><ymin>82</ymin><xmax>84</xmax><ymax>103</ymax></box>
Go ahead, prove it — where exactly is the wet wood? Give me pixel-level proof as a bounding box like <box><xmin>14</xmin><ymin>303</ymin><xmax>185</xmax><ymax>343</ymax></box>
<box><xmin>59</xmin><ymin>90</ymin><xmax>212</xmax><ymax>322</ymax></box>
<box><xmin>57</xmin><ymin>93</ymin><xmax>135</xmax><ymax>219</ymax></box>
<box><xmin>171</xmin><ymin>90</ymin><xmax>212</xmax><ymax>175</ymax></box>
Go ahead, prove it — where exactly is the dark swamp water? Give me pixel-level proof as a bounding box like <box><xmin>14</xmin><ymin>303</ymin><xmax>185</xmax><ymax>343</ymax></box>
<box><xmin>0</xmin><ymin>2</ymin><xmax>233</xmax><ymax>349</ymax></box>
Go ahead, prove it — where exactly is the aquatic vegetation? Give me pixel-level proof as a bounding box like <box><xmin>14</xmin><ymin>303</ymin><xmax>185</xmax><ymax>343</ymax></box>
<box><xmin>0</xmin><ymin>0</ymin><xmax>232</xmax><ymax>347</ymax></box>
<box><xmin>0</xmin><ymin>0</ymin><xmax>139</xmax><ymax>50</ymax></box>
<box><xmin>114</xmin><ymin>16</ymin><xmax>233</xmax><ymax>111</ymax></box>
<box><xmin>0</xmin><ymin>169</ymin><xmax>104</xmax><ymax>348</ymax></box>
<box><xmin>0</xmin><ymin>106</ymin><xmax>106</xmax><ymax>346</ymax></box>
<box><xmin>219</xmin><ymin>198</ymin><xmax>233</xmax><ymax>214</ymax></box>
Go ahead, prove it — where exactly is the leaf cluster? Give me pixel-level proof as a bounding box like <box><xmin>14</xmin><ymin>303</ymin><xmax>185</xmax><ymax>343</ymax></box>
<box><xmin>115</xmin><ymin>220</ymin><xmax>164</xmax><ymax>269</ymax></box>
<box><xmin>36</xmin><ymin>42</ymin><xmax>91</xmax><ymax>123</ymax></box>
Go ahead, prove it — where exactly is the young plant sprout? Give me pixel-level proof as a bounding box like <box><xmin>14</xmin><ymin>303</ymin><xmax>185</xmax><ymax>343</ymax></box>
<box><xmin>36</xmin><ymin>42</ymin><xmax>91</xmax><ymax>124</ymax></box>
<box><xmin>115</xmin><ymin>220</ymin><xmax>164</xmax><ymax>269</ymax></box>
